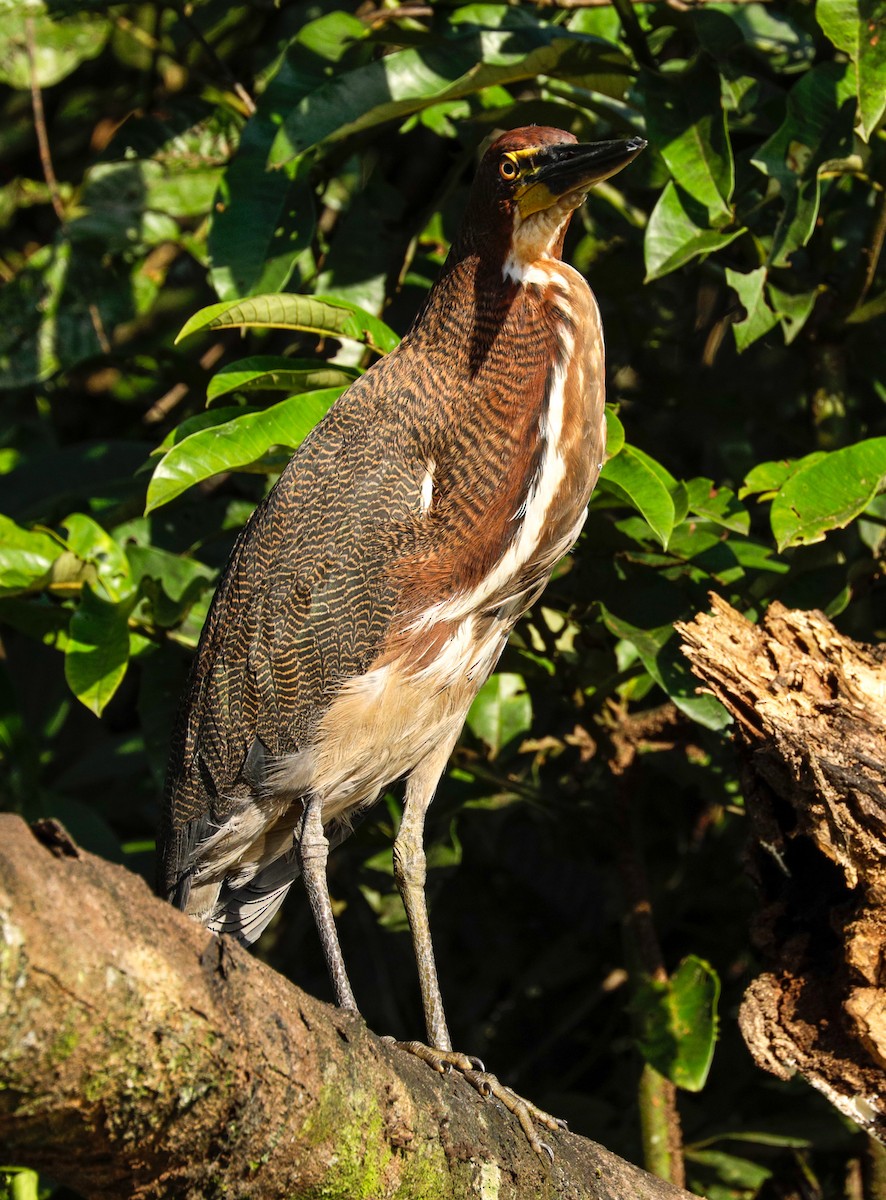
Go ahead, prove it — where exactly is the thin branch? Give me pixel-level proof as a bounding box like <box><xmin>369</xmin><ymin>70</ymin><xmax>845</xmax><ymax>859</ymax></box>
<box><xmin>360</xmin><ymin>4</ymin><xmax>434</xmax><ymax>24</ymax></box>
<box><xmin>25</xmin><ymin>16</ymin><xmax>65</xmax><ymax>222</ymax></box>
<box><xmin>143</xmin><ymin>342</ymin><xmax>226</xmax><ymax>426</ymax></box>
<box><xmin>609</xmin><ymin>0</ymin><xmax>658</xmax><ymax>65</ymax></box>
<box><xmin>856</xmin><ymin>188</ymin><xmax>886</xmax><ymax>311</ymax></box>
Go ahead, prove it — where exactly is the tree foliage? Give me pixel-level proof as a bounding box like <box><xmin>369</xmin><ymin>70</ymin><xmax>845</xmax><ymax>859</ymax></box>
<box><xmin>1</xmin><ymin>0</ymin><xmax>884</xmax><ymax>1196</ymax></box>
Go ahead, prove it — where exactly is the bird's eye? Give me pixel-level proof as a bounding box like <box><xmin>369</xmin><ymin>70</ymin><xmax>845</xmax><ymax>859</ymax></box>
<box><xmin>499</xmin><ymin>158</ymin><xmax>519</xmax><ymax>181</ymax></box>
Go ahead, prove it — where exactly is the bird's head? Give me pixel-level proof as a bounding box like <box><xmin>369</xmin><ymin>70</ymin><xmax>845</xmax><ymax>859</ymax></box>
<box><xmin>456</xmin><ymin>126</ymin><xmax>646</xmax><ymax>284</ymax></box>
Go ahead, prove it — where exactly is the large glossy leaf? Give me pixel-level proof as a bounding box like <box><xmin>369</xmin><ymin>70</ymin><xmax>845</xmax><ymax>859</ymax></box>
<box><xmin>751</xmin><ymin>62</ymin><xmax>856</xmax><ymax>266</ymax></box>
<box><xmin>207</xmin><ymin>12</ymin><xmax>372</xmax><ymax>299</ymax></box>
<box><xmin>206</xmin><ymin>357</ymin><xmax>360</xmax><ymax>405</ymax></box>
<box><xmin>638</xmin><ymin>59</ymin><xmax>734</xmax><ymax>220</ymax></box>
<box><xmin>766</xmin><ymin>282</ymin><xmax>818</xmax><ymax>344</ymax></box>
<box><xmin>645</xmin><ymin>182</ymin><xmax>743</xmax><ymax>281</ymax></box>
<box><xmin>599</xmin><ymin>447</ymin><xmax>677</xmax><ymax>548</ymax></box>
<box><xmin>62</xmin><ymin>513</ymin><xmax>133</xmax><ymax>602</ymax></box>
<box><xmin>635</xmin><ymin>955</ymin><xmax>720</xmax><ymax>1092</ymax></box>
<box><xmin>126</xmin><ymin>545</ymin><xmax>216</xmax><ymax>629</ymax></box>
<box><xmin>739</xmin><ymin>453</ymin><xmax>827</xmax><ymax>500</ymax></box>
<box><xmin>466</xmin><ymin>672</ymin><xmax>532</xmax><ymax>758</ymax></box>
<box><xmin>145</xmin><ymin>388</ymin><xmax>344</xmax><ymax>512</ymax></box>
<box><xmin>0</xmin><ymin>516</ymin><xmax>61</xmax><ymax>596</ymax></box>
<box><xmin>176</xmin><ymin>295</ymin><xmax>400</xmax><ymax>357</ymax></box>
<box><xmin>769</xmin><ymin>437</ymin><xmax>886</xmax><ymax>550</ymax></box>
<box><xmin>0</xmin><ymin>235</ymin><xmax>157</xmax><ymax>388</ymax></box>
<box><xmin>817</xmin><ymin>0</ymin><xmax>886</xmax><ymax>139</ymax></box>
<box><xmin>314</xmin><ymin>171</ymin><xmax>407</xmax><ymax>318</ymax></box>
<box><xmin>601</xmin><ymin>607</ymin><xmax>730</xmax><ymax>729</ymax></box>
<box><xmin>64</xmin><ymin>585</ymin><xmax>132</xmax><ymax>716</ymax></box>
<box><xmin>726</xmin><ymin>267</ymin><xmax>780</xmax><ymax>351</ymax></box>
<box><xmin>67</xmin><ymin>160</ymin><xmax>221</xmax><ymax>252</ymax></box>
<box><xmin>604</xmin><ymin>406</ymin><xmax>625</xmax><ymax>459</ymax></box>
<box><xmin>269</xmin><ymin>25</ymin><xmax>629</xmax><ymax>166</ymax></box>
<box><xmin>685</xmin><ymin>478</ymin><xmax>750</xmax><ymax>535</ymax></box>
<box><xmin>0</xmin><ymin>10</ymin><xmax>110</xmax><ymax>88</ymax></box>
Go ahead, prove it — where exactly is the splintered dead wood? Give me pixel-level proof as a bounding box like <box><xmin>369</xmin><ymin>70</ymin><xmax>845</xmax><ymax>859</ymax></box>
<box><xmin>0</xmin><ymin>814</ymin><xmax>696</xmax><ymax>1200</ymax></box>
<box><xmin>677</xmin><ymin>596</ymin><xmax>886</xmax><ymax>1138</ymax></box>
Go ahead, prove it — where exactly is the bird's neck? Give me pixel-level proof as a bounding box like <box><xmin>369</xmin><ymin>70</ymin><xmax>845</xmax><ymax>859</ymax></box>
<box><xmin>405</xmin><ymin>252</ymin><xmax>521</xmax><ymax>376</ymax></box>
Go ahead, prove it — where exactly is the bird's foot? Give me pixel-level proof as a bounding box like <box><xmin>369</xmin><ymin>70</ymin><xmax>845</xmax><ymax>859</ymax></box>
<box><xmin>391</xmin><ymin>1040</ymin><xmax>566</xmax><ymax>1162</ymax></box>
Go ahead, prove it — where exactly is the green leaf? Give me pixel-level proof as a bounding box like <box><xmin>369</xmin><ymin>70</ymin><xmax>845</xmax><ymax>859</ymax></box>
<box><xmin>726</xmin><ymin>266</ymin><xmax>780</xmax><ymax>351</ymax></box>
<box><xmin>207</xmin><ymin>12</ymin><xmax>372</xmax><ymax>299</ymax></box>
<box><xmin>604</xmin><ymin>407</ymin><xmax>625</xmax><ymax>459</ymax></box>
<box><xmin>176</xmin><ymin>295</ymin><xmax>400</xmax><ymax>357</ymax></box>
<box><xmin>724</xmin><ymin>3</ymin><xmax>816</xmax><ymax>69</ymax></box>
<box><xmin>685</xmin><ymin>478</ymin><xmax>750</xmax><ymax>534</ymax></box>
<box><xmin>0</xmin><ymin>11</ymin><xmax>110</xmax><ymax>89</ymax></box>
<box><xmin>739</xmin><ymin>454</ymin><xmax>827</xmax><ymax>500</ymax></box>
<box><xmin>0</xmin><ymin>1165</ymin><xmax>40</xmax><ymax>1200</ymax></box>
<box><xmin>817</xmin><ymin>0</ymin><xmax>886</xmax><ymax>140</ymax></box>
<box><xmin>751</xmin><ymin>62</ymin><xmax>856</xmax><ymax>265</ymax></box>
<box><xmin>269</xmin><ymin>26</ymin><xmax>629</xmax><ymax>166</ymax></box>
<box><xmin>66</xmin><ymin>160</ymin><xmax>221</xmax><ymax>253</ymax></box>
<box><xmin>466</xmin><ymin>672</ymin><xmax>532</xmax><ymax>758</ymax></box>
<box><xmin>766</xmin><ymin>282</ymin><xmax>818</xmax><ymax>344</ymax></box>
<box><xmin>846</xmin><ymin>288</ymin><xmax>886</xmax><ymax>325</ymax></box>
<box><xmin>635</xmin><ymin>955</ymin><xmax>721</xmax><ymax>1092</ymax></box>
<box><xmin>685</xmin><ymin>1149</ymin><xmax>772</xmax><ymax>1189</ymax></box>
<box><xmin>770</xmin><ymin>437</ymin><xmax>886</xmax><ymax>550</ymax></box>
<box><xmin>210</xmin><ymin>155</ymin><xmax>315</xmax><ymax>302</ymax></box>
<box><xmin>126</xmin><ymin>545</ymin><xmax>215</xmax><ymax>629</ymax></box>
<box><xmin>151</xmin><ymin>407</ymin><xmax>249</xmax><ymax>456</ymax></box>
<box><xmin>61</xmin><ymin>513</ymin><xmax>132</xmax><ymax>602</ymax></box>
<box><xmin>598</xmin><ymin>447</ymin><xmax>677</xmax><ymax>548</ymax></box>
<box><xmin>314</xmin><ymin>172</ymin><xmax>406</xmax><ymax>318</ymax></box>
<box><xmin>601</xmin><ymin>607</ymin><xmax>730</xmax><ymax>729</ymax></box>
<box><xmin>638</xmin><ymin>59</ymin><xmax>734</xmax><ymax>219</ymax></box>
<box><xmin>145</xmin><ymin>389</ymin><xmax>344</xmax><ymax>513</ymax></box>
<box><xmin>690</xmin><ymin>1130</ymin><xmax>812</xmax><ymax>1151</ymax></box>
<box><xmin>644</xmin><ymin>182</ymin><xmax>743</xmax><ymax>281</ymax></box>
<box><xmin>64</xmin><ymin>585</ymin><xmax>132</xmax><ymax>715</ymax></box>
<box><xmin>0</xmin><ymin>515</ymin><xmax>61</xmax><ymax>596</ymax></box>
<box><xmin>206</xmin><ymin>356</ymin><xmax>360</xmax><ymax>405</ymax></box>
<box><xmin>425</xmin><ymin>820</ymin><xmax>464</xmax><ymax>870</ymax></box>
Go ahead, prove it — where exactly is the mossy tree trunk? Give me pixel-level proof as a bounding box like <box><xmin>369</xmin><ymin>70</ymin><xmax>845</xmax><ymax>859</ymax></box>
<box><xmin>0</xmin><ymin>814</ymin><xmax>695</xmax><ymax>1200</ymax></box>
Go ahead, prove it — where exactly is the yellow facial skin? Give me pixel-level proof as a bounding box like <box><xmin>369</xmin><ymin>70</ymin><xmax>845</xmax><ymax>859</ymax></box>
<box><xmin>504</xmin><ymin>147</ymin><xmax>632</xmax><ymax>218</ymax></box>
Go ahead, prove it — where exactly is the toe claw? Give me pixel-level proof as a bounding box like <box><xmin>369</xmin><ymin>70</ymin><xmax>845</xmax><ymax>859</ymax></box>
<box><xmin>393</xmin><ymin>1040</ymin><xmax>564</xmax><ymax>1161</ymax></box>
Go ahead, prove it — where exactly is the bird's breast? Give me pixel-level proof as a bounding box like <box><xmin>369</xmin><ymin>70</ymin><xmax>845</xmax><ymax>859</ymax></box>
<box><xmin>389</xmin><ymin>259</ymin><xmax>606</xmax><ymax>672</ymax></box>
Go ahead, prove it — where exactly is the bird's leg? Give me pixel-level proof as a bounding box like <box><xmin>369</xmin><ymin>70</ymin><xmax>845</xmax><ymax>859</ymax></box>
<box><xmin>391</xmin><ymin>742</ymin><xmax>565</xmax><ymax>1162</ymax></box>
<box><xmin>391</xmin><ymin>753</ymin><xmax>451</xmax><ymax>1056</ymax></box>
<box><xmin>298</xmin><ymin>793</ymin><xmax>358</xmax><ymax>1012</ymax></box>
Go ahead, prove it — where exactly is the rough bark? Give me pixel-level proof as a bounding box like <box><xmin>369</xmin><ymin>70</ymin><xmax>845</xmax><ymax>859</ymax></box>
<box><xmin>677</xmin><ymin>595</ymin><xmax>886</xmax><ymax>1139</ymax></box>
<box><xmin>0</xmin><ymin>814</ymin><xmax>695</xmax><ymax>1200</ymax></box>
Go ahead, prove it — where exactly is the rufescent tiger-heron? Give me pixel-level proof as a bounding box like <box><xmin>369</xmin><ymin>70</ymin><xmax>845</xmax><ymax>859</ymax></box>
<box><xmin>159</xmin><ymin>126</ymin><xmax>646</xmax><ymax>1156</ymax></box>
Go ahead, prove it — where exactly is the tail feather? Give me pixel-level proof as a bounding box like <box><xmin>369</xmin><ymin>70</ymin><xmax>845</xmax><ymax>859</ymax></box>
<box><xmin>195</xmin><ymin>807</ymin><xmax>373</xmax><ymax>946</ymax></box>
<box><xmin>209</xmin><ymin>848</ymin><xmax>301</xmax><ymax>945</ymax></box>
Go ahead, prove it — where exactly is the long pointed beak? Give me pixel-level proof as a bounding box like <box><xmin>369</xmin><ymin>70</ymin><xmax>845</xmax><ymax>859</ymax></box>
<box><xmin>518</xmin><ymin>136</ymin><xmax>646</xmax><ymax>216</ymax></box>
